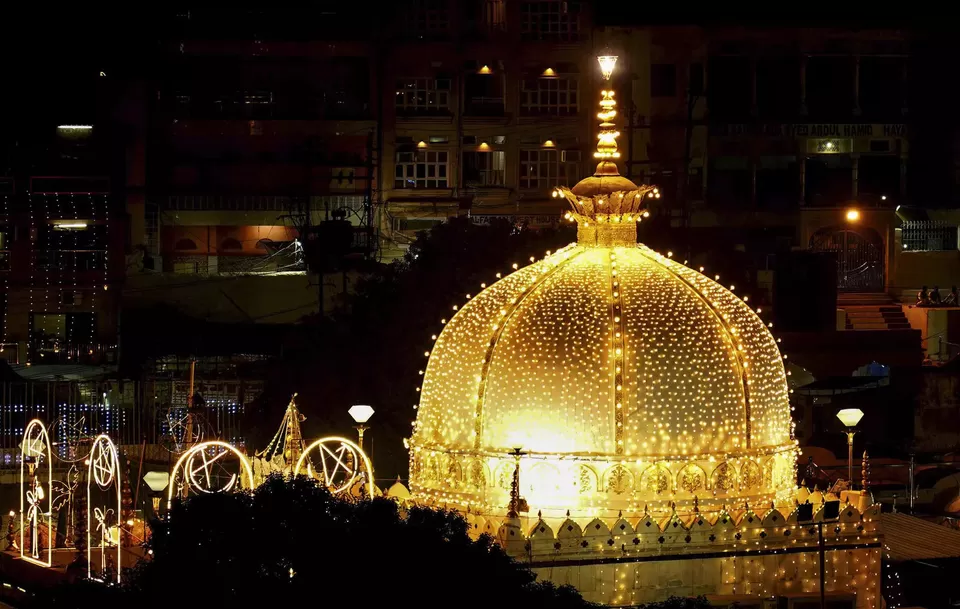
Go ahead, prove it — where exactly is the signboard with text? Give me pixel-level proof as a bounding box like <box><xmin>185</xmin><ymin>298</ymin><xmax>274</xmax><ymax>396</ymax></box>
<box><xmin>710</xmin><ymin>123</ymin><xmax>907</xmax><ymax>138</ymax></box>
<box><xmin>470</xmin><ymin>214</ymin><xmax>560</xmax><ymax>227</ymax></box>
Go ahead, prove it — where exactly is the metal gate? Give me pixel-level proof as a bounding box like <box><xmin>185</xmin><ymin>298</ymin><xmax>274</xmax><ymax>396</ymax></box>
<box><xmin>809</xmin><ymin>227</ymin><xmax>884</xmax><ymax>292</ymax></box>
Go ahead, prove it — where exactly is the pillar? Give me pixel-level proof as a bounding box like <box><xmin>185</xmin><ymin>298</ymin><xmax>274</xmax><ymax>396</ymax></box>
<box><xmin>799</xmin><ymin>156</ymin><xmax>806</xmax><ymax>205</ymax></box>
<box><xmin>799</xmin><ymin>56</ymin><xmax>807</xmax><ymax>116</ymax></box>
<box><xmin>851</xmin><ymin>154</ymin><xmax>859</xmax><ymax>199</ymax></box>
<box><xmin>750</xmin><ymin>158</ymin><xmax>757</xmax><ymax>207</ymax></box>
<box><xmin>901</xmin><ymin>61</ymin><xmax>909</xmax><ymax>115</ymax></box>
<box><xmin>750</xmin><ymin>55</ymin><xmax>758</xmax><ymax>117</ymax></box>
<box><xmin>853</xmin><ymin>56</ymin><xmax>861</xmax><ymax>116</ymax></box>
<box><xmin>900</xmin><ymin>156</ymin><xmax>907</xmax><ymax>196</ymax></box>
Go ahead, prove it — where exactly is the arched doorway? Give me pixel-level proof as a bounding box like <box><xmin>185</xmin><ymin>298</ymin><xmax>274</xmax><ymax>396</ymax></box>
<box><xmin>809</xmin><ymin>226</ymin><xmax>884</xmax><ymax>292</ymax></box>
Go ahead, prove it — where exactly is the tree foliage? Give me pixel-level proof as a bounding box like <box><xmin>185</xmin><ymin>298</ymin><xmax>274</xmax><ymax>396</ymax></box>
<box><xmin>34</xmin><ymin>476</ymin><xmax>593</xmax><ymax>609</ymax></box>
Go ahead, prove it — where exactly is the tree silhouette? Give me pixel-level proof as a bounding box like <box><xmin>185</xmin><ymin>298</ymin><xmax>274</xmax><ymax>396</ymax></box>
<box><xmin>36</xmin><ymin>476</ymin><xmax>594</xmax><ymax>609</ymax></box>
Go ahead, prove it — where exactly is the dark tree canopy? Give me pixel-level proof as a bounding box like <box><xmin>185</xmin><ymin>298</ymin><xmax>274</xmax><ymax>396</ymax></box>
<box><xmin>34</xmin><ymin>476</ymin><xmax>594</xmax><ymax>609</ymax></box>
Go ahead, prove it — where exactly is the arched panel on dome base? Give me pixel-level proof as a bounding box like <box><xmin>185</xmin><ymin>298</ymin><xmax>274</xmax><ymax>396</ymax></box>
<box><xmin>638</xmin><ymin>463</ymin><xmax>670</xmax><ymax>495</ymax></box>
<box><xmin>739</xmin><ymin>459</ymin><xmax>763</xmax><ymax>491</ymax></box>
<box><xmin>677</xmin><ymin>463</ymin><xmax>707</xmax><ymax>495</ymax></box>
<box><xmin>604</xmin><ymin>464</ymin><xmax>635</xmax><ymax>495</ymax></box>
<box><xmin>495</xmin><ymin>461</ymin><xmax>515</xmax><ymax>491</ymax></box>
<box><xmin>710</xmin><ymin>462</ymin><xmax>738</xmax><ymax>494</ymax></box>
<box><xmin>527</xmin><ymin>462</ymin><xmax>563</xmax><ymax>499</ymax></box>
<box><xmin>575</xmin><ymin>465</ymin><xmax>598</xmax><ymax>494</ymax></box>
<box><xmin>443</xmin><ymin>455</ymin><xmax>463</xmax><ymax>489</ymax></box>
<box><xmin>465</xmin><ymin>459</ymin><xmax>489</xmax><ymax>491</ymax></box>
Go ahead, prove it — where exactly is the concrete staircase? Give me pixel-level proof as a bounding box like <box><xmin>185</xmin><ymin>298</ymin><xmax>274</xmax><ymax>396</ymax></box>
<box><xmin>839</xmin><ymin>293</ymin><xmax>911</xmax><ymax>330</ymax></box>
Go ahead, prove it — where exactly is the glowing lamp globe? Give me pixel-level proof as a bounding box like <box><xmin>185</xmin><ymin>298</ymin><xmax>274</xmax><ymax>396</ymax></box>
<box><xmin>349</xmin><ymin>405</ymin><xmax>375</xmax><ymax>424</ymax></box>
<box><xmin>836</xmin><ymin>408</ymin><xmax>865</xmax><ymax>428</ymax></box>
<box><xmin>597</xmin><ymin>55</ymin><xmax>618</xmax><ymax>80</ymax></box>
<box><xmin>143</xmin><ymin>471</ymin><xmax>170</xmax><ymax>492</ymax></box>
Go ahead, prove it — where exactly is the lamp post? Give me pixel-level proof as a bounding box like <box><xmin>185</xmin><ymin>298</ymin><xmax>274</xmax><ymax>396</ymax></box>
<box><xmin>143</xmin><ymin>471</ymin><xmax>170</xmax><ymax>517</ymax></box>
<box><xmin>836</xmin><ymin>408</ymin><xmax>865</xmax><ymax>484</ymax></box>
<box><xmin>348</xmin><ymin>405</ymin><xmax>375</xmax><ymax>451</ymax></box>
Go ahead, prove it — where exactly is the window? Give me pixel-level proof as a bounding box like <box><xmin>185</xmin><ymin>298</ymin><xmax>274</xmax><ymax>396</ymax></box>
<box><xmin>395</xmin><ymin>78</ymin><xmax>451</xmax><ymax>114</ymax></box>
<box><xmin>174</xmin><ymin>261</ymin><xmax>199</xmax><ymax>274</ymax></box>
<box><xmin>520</xmin><ymin>1</ymin><xmax>581</xmax><ymax>41</ymax></box>
<box><xmin>463</xmin><ymin>151</ymin><xmax>506</xmax><ymax>186</ymax></box>
<box><xmin>806</xmin><ymin>57</ymin><xmax>854</xmax><ymax>118</ymax></box>
<box><xmin>689</xmin><ymin>63</ymin><xmax>705</xmax><ymax>96</ymax></box>
<box><xmin>0</xmin><ymin>226</ymin><xmax>8</xmax><ymax>271</ymax></box>
<box><xmin>651</xmin><ymin>64</ymin><xmax>677</xmax><ymax>98</ymax></box>
<box><xmin>406</xmin><ymin>0</ymin><xmax>450</xmax><ymax>35</ymax></box>
<box><xmin>707</xmin><ymin>56</ymin><xmax>752</xmax><ymax>119</ymax></box>
<box><xmin>220</xmin><ymin>238</ymin><xmax>243</xmax><ymax>251</ymax></box>
<box><xmin>902</xmin><ymin>221</ymin><xmax>958</xmax><ymax>251</ymax></box>
<box><xmin>757</xmin><ymin>57</ymin><xmax>801</xmax><ymax>119</ymax></box>
<box><xmin>37</xmin><ymin>222</ymin><xmax>107</xmax><ymax>271</ymax></box>
<box><xmin>393</xmin><ymin>217</ymin><xmax>443</xmax><ymax>232</ymax></box>
<box><xmin>395</xmin><ymin>150</ymin><xmax>449</xmax><ymax>189</ymax></box>
<box><xmin>520</xmin><ymin>77</ymin><xmax>578</xmax><ymax>116</ymax></box>
<box><xmin>519</xmin><ymin>149</ymin><xmax>579</xmax><ymax>190</ymax></box>
<box><xmin>464</xmin><ymin>73</ymin><xmax>505</xmax><ymax>116</ymax></box>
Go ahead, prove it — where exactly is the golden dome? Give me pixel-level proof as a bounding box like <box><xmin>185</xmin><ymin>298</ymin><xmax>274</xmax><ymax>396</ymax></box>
<box><xmin>408</xmin><ymin>59</ymin><xmax>795</xmax><ymax>522</ymax></box>
<box><xmin>409</xmin><ymin>239</ymin><xmax>796</xmax><ymax>519</ymax></box>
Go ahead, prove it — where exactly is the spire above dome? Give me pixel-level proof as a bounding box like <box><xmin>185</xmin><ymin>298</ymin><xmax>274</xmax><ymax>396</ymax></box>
<box><xmin>551</xmin><ymin>54</ymin><xmax>661</xmax><ymax>245</ymax></box>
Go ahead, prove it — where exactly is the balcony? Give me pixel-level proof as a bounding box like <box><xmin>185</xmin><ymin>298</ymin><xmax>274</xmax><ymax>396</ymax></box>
<box><xmin>36</xmin><ymin>250</ymin><xmax>107</xmax><ymax>273</ymax></box>
<box><xmin>464</xmin><ymin>97</ymin><xmax>506</xmax><ymax>118</ymax></box>
<box><xmin>464</xmin><ymin>169</ymin><xmax>505</xmax><ymax>188</ymax></box>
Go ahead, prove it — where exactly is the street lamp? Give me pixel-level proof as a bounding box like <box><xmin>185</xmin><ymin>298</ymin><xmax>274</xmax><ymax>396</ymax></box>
<box><xmin>143</xmin><ymin>471</ymin><xmax>170</xmax><ymax>515</ymax></box>
<box><xmin>836</xmin><ymin>408</ymin><xmax>865</xmax><ymax>484</ymax></box>
<box><xmin>348</xmin><ymin>405</ymin><xmax>375</xmax><ymax>451</ymax></box>
<box><xmin>597</xmin><ymin>54</ymin><xmax>618</xmax><ymax>81</ymax></box>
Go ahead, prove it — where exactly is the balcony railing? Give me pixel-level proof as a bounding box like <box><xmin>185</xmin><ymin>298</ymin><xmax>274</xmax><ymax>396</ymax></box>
<box><xmin>36</xmin><ymin>250</ymin><xmax>106</xmax><ymax>272</ymax></box>
<box><xmin>465</xmin><ymin>97</ymin><xmax>506</xmax><ymax>117</ymax></box>
<box><xmin>902</xmin><ymin>220</ymin><xmax>958</xmax><ymax>252</ymax></box>
<box><xmin>465</xmin><ymin>170</ymin><xmax>505</xmax><ymax>187</ymax></box>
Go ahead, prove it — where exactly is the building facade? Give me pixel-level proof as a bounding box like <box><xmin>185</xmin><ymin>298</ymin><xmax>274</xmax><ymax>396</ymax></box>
<box><xmin>0</xmin><ymin>100</ymin><xmax>131</xmax><ymax>367</ymax></box>
<box><xmin>126</xmin><ymin>6</ymin><xmax>379</xmax><ymax>322</ymax></box>
<box><xmin>600</xmin><ymin>26</ymin><xmax>911</xmax><ymax>294</ymax></box>
<box><xmin>380</xmin><ymin>0</ymin><xmax>598</xmax><ymax>258</ymax></box>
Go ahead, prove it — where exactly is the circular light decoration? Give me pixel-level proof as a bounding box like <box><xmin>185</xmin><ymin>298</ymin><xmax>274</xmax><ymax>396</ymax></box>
<box><xmin>20</xmin><ymin>419</ymin><xmax>52</xmax><ymax>567</ymax></box>
<box><xmin>168</xmin><ymin>441</ymin><xmax>254</xmax><ymax>503</ymax></box>
<box><xmin>294</xmin><ymin>437</ymin><xmax>374</xmax><ymax>498</ymax></box>
<box><xmin>86</xmin><ymin>434</ymin><xmax>121</xmax><ymax>584</ymax></box>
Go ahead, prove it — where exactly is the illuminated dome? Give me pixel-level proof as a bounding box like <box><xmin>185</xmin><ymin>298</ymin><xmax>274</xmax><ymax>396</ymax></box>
<box><xmin>408</xmin><ymin>69</ymin><xmax>796</xmax><ymax>523</ymax></box>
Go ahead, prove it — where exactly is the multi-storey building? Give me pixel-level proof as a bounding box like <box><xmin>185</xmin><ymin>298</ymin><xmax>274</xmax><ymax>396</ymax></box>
<box><xmin>380</xmin><ymin>0</ymin><xmax>597</xmax><ymax>258</ymax></box>
<box><xmin>126</xmin><ymin>6</ymin><xmax>379</xmax><ymax>321</ymax></box>
<box><xmin>0</xmin><ymin>79</ymin><xmax>132</xmax><ymax>367</ymax></box>
<box><xmin>603</xmin><ymin>25</ymin><xmax>912</xmax><ymax>294</ymax></box>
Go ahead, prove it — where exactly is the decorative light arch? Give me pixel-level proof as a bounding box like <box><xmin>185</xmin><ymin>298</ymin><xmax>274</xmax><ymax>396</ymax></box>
<box><xmin>20</xmin><ymin>419</ymin><xmax>52</xmax><ymax>567</ymax></box>
<box><xmin>168</xmin><ymin>441</ymin><xmax>254</xmax><ymax>504</ymax></box>
<box><xmin>294</xmin><ymin>437</ymin><xmax>374</xmax><ymax>499</ymax></box>
<box><xmin>87</xmin><ymin>434</ymin><xmax>121</xmax><ymax>584</ymax></box>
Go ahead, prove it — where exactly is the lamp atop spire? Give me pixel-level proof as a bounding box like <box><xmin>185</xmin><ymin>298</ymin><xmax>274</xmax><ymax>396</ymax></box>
<box><xmin>597</xmin><ymin>55</ymin><xmax>618</xmax><ymax>81</ymax></box>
